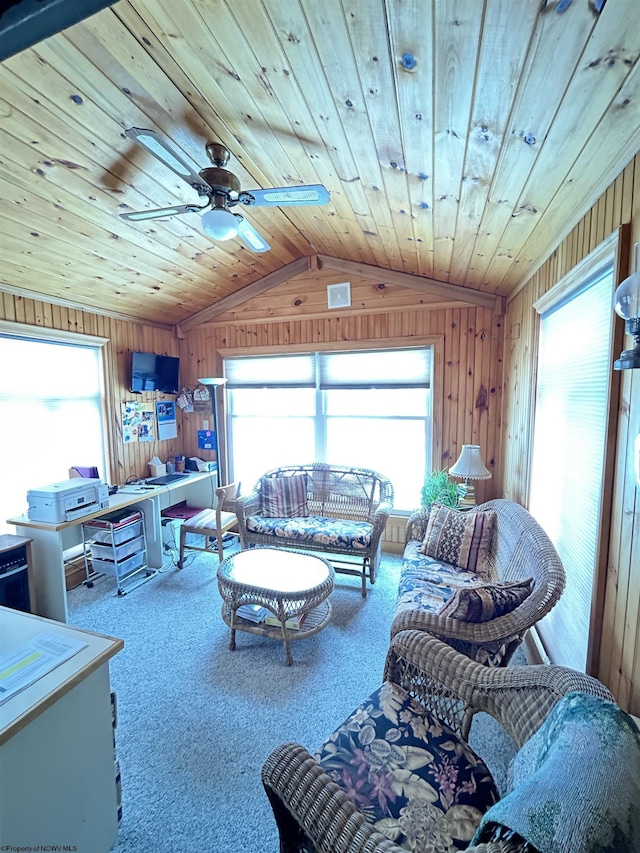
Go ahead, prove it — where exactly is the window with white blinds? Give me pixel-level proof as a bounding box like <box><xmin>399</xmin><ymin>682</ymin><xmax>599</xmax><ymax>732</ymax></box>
<box><xmin>0</xmin><ymin>327</ymin><xmax>108</xmax><ymax>532</ymax></box>
<box><xmin>224</xmin><ymin>347</ymin><xmax>432</xmax><ymax>511</ymax></box>
<box><xmin>225</xmin><ymin>348</ymin><xmax>432</xmax><ymax>389</ymax></box>
<box><xmin>225</xmin><ymin>353</ymin><xmax>316</xmax><ymax>388</ymax></box>
<box><xmin>318</xmin><ymin>348</ymin><xmax>431</xmax><ymax>388</ymax></box>
<box><xmin>529</xmin><ymin>264</ymin><xmax>615</xmax><ymax>671</ymax></box>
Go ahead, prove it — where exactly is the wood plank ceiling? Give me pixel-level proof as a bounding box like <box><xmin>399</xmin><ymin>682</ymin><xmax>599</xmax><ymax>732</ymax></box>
<box><xmin>0</xmin><ymin>0</ymin><xmax>638</xmax><ymax>328</ymax></box>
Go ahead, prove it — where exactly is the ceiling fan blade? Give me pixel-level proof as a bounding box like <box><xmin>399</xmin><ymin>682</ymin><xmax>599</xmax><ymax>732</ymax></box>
<box><xmin>124</xmin><ymin>127</ymin><xmax>210</xmax><ymax>196</ymax></box>
<box><xmin>120</xmin><ymin>203</ymin><xmax>205</xmax><ymax>222</ymax></box>
<box><xmin>236</xmin><ymin>217</ymin><xmax>271</xmax><ymax>253</ymax></box>
<box><xmin>239</xmin><ymin>184</ymin><xmax>330</xmax><ymax>207</ymax></box>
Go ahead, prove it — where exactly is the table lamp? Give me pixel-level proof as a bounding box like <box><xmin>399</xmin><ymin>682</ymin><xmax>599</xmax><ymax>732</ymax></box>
<box><xmin>449</xmin><ymin>445</ymin><xmax>491</xmax><ymax>509</ymax></box>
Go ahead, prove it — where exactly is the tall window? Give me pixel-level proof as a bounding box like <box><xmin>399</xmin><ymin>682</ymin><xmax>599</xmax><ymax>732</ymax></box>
<box><xmin>224</xmin><ymin>347</ymin><xmax>432</xmax><ymax>512</ymax></box>
<box><xmin>0</xmin><ymin>326</ymin><xmax>108</xmax><ymax>532</ymax></box>
<box><xmin>529</xmin><ymin>257</ymin><xmax>616</xmax><ymax>672</ymax></box>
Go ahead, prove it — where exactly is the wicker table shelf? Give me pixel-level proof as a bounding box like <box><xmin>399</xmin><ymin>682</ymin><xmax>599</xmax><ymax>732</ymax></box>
<box><xmin>217</xmin><ymin>548</ymin><xmax>334</xmax><ymax>665</ymax></box>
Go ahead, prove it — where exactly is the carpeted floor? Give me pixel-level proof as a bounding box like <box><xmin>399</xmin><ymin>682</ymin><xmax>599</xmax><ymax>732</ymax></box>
<box><xmin>67</xmin><ymin>544</ymin><xmax>518</xmax><ymax>853</ymax></box>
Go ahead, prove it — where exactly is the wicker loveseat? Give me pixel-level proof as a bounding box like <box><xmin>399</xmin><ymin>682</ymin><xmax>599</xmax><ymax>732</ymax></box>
<box><xmin>391</xmin><ymin>499</ymin><xmax>566</xmax><ymax>666</ymax></box>
<box><xmin>235</xmin><ymin>463</ymin><xmax>394</xmax><ymax>596</ymax></box>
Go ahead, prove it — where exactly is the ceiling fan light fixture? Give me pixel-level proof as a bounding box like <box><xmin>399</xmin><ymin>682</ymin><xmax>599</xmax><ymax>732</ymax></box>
<box><xmin>120</xmin><ymin>129</ymin><xmax>329</xmax><ymax>253</ymax></box>
<box><xmin>201</xmin><ymin>208</ymin><xmax>240</xmax><ymax>241</ymax></box>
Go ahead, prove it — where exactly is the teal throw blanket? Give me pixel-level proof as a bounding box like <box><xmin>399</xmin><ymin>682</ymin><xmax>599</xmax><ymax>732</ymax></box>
<box><xmin>472</xmin><ymin>691</ymin><xmax>640</xmax><ymax>853</ymax></box>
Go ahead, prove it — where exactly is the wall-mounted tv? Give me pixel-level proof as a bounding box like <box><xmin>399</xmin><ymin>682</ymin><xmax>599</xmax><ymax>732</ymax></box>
<box><xmin>130</xmin><ymin>351</ymin><xmax>180</xmax><ymax>394</ymax></box>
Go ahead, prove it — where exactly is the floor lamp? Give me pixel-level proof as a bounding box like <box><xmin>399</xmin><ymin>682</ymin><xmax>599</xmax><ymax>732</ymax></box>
<box><xmin>197</xmin><ymin>377</ymin><xmax>227</xmax><ymax>482</ymax></box>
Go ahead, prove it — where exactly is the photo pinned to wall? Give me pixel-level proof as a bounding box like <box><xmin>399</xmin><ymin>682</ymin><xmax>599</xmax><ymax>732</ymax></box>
<box><xmin>156</xmin><ymin>401</ymin><xmax>178</xmax><ymax>441</ymax></box>
<box><xmin>193</xmin><ymin>384</ymin><xmax>211</xmax><ymax>413</ymax></box>
<box><xmin>176</xmin><ymin>388</ymin><xmax>194</xmax><ymax>413</ymax></box>
<box><xmin>121</xmin><ymin>400</ymin><xmax>156</xmax><ymax>443</ymax></box>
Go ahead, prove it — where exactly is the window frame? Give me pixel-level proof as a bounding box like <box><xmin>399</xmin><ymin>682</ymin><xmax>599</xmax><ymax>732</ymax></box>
<box><xmin>0</xmin><ymin>319</ymin><xmax>113</xmax><ymax>489</ymax></box>
<box><xmin>529</xmin><ymin>227</ymin><xmax>627</xmax><ymax>675</ymax></box>
<box><xmin>218</xmin><ymin>336</ymin><xmax>444</xmax><ymax>514</ymax></box>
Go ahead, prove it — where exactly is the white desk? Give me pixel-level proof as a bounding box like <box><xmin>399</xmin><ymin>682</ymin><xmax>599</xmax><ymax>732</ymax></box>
<box><xmin>7</xmin><ymin>470</ymin><xmax>217</xmax><ymax>622</ymax></box>
<box><xmin>0</xmin><ymin>606</ymin><xmax>124</xmax><ymax>852</ymax></box>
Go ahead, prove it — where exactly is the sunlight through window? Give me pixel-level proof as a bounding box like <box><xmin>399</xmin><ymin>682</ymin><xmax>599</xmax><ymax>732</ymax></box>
<box><xmin>225</xmin><ymin>349</ymin><xmax>432</xmax><ymax>511</ymax></box>
<box><xmin>0</xmin><ymin>334</ymin><xmax>107</xmax><ymax>531</ymax></box>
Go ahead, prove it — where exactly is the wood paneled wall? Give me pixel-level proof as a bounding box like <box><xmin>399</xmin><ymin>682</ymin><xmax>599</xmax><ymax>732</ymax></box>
<box><xmin>0</xmin><ymin>282</ymin><xmax>505</xmax><ymax>508</ymax></box>
<box><xmin>502</xmin><ymin>153</ymin><xmax>640</xmax><ymax>714</ymax></box>
<box><xmin>179</xmin><ymin>300</ymin><xmax>505</xmax><ymax>507</ymax></box>
<box><xmin>0</xmin><ymin>292</ymin><xmax>184</xmax><ymax>488</ymax></box>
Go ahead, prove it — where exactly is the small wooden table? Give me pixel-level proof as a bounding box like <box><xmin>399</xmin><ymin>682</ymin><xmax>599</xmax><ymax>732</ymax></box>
<box><xmin>217</xmin><ymin>548</ymin><xmax>334</xmax><ymax>665</ymax></box>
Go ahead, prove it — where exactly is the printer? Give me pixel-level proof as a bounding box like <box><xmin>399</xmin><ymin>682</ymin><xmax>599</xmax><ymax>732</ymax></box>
<box><xmin>27</xmin><ymin>478</ymin><xmax>110</xmax><ymax>523</ymax></box>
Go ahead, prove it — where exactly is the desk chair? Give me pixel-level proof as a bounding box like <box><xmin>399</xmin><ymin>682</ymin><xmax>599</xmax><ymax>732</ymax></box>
<box><xmin>178</xmin><ymin>482</ymin><xmax>240</xmax><ymax>567</ymax></box>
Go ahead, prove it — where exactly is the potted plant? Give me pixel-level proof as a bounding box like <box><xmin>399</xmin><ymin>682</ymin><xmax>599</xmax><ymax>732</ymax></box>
<box><xmin>421</xmin><ymin>469</ymin><xmax>459</xmax><ymax>509</ymax></box>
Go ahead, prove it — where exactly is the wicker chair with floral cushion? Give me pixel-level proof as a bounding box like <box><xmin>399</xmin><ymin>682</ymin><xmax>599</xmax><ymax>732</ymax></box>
<box><xmin>262</xmin><ymin>631</ymin><xmax>639</xmax><ymax>853</ymax></box>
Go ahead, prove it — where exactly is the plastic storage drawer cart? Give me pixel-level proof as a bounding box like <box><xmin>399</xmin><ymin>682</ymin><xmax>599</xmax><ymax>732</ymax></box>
<box><xmin>82</xmin><ymin>508</ymin><xmax>156</xmax><ymax>595</ymax></box>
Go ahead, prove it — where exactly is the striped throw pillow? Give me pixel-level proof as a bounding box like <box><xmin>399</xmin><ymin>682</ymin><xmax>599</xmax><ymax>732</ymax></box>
<box><xmin>420</xmin><ymin>503</ymin><xmax>496</xmax><ymax>576</ymax></box>
<box><xmin>439</xmin><ymin>578</ymin><xmax>534</xmax><ymax>622</ymax></box>
<box><xmin>260</xmin><ymin>473</ymin><xmax>309</xmax><ymax>517</ymax></box>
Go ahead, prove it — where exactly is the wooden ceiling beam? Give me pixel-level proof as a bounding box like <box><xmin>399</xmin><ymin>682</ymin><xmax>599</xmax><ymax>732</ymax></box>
<box><xmin>318</xmin><ymin>256</ymin><xmax>505</xmax><ymax>314</ymax></box>
<box><xmin>180</xmin><ymin>252</ymin><xmax>506</xmax><ymax>331</ymax></box>
<box><xmin>179</xmin><ymin>256</ymin><xmax>313</xmax><ymax>330</ymax></box>
<box><xmin>201</xmin><ymin>299</ymin><xmax>474</xmax><ymax>327</ymax></box>
<box><xmin>0</xmin><ymin>0</ymin><xmax>117</xmax><ymax>62</ymax></box>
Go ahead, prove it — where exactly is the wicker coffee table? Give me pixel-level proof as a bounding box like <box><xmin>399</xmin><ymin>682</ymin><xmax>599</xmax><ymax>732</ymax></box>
<box><xmin>217</xmin><ymin>548</ymin><xmax>334</xmax><ymax>665</ymax></box>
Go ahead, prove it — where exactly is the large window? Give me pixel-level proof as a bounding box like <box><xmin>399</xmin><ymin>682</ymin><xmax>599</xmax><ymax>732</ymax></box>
<box><xmin>225</xmin><ymin>347</ymin><xmax>432</xmax><ymax>512</ymax></box>
<box><xmin>0</xmin><ymin>325</ymin><xmax>108</xmax><ymax>532</ymax></box>
<box><xmin>529</xmin><ymin>251</ymin><xmax>617</xmax><ymax>672</ymax></box>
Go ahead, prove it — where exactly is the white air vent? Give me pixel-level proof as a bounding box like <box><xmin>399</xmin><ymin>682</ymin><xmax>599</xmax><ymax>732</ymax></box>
<box><xmin>327</xmin><ymin>282</ymin><xmax>351</xmax><ymax>309</ymax></box>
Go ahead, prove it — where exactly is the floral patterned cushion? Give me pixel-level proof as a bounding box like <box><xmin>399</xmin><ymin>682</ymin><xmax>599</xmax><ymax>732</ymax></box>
<box><xmin>420</xmin><ymin>504</ymin><xmax>496</xmax><ymax>578</ymax></box>
<box><xmin>395</xmin><ymin>542</ymin><xmax>510</xmax><ymax>666</ymax></box>
<box><xmin>396</xmin><ymin>541</ymin><xmax>485</xmax><ymax>616</ymax></box>
<box><xmin>316</xmin><ymin>681</ymin><xmax>499</xmax><ymax>852</ymax></box>
<box><xmin>439</xmin><ymin>579</ymin><xmax>534</xmax><ymax>623</ymax></box>
<box><xmin>246</xmin><ymin>514</ymin><xmax>373</xmax><ymax>549</ymax></box>
<box><xmin>260</xmin><ymin>473</ymin><xmax>309</xmax><ymax>517</ymax></box>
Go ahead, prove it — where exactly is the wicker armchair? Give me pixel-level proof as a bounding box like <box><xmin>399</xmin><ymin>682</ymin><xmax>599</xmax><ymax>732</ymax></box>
<box><xmin>392</xmin><ymin>499</ymin><xmax>567</xmax><ymax>666</ymax></box>
<box><xmin>262</xmin><ymin>631</ymin><xmax>614</xmax><ymax>853</ymax></box>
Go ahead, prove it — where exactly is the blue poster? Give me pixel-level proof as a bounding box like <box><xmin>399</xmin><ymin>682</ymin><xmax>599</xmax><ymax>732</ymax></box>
<box><xmin>197</xmin><ymin>429</ymin><xmax>216</xmax><ymax>450</ymax></box>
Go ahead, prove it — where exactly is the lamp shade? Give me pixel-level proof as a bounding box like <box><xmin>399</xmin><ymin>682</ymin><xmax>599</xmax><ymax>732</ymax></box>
<box><xmin>197</xmin><ymin>377</ymin><xmax>228</xmax><ymax>386</ymax></box>
<box><xmin>449</xmin><ymin>445</ymin><xmax>491</xmax><ymax>480</ymax></box>
<box><xmin>613</xmin><ymin>271</ymin><xmax>640</xmax><ymax>321</ymax></box>
<box><xmin>201</xmin><ymin>208</ymin><xmax>239</xmax><ymax>241</ymax></box>
<box><xmin>613</xmin><ymin>251</ymin><xmax>640</xmax><ymax>370</ymax></box>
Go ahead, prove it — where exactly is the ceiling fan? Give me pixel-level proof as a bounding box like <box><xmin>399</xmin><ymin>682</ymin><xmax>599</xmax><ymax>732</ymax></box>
<box><xmin>119</xmin><ymin>127</ymin><xmax>330</xmax><ymax>253</ymax></box>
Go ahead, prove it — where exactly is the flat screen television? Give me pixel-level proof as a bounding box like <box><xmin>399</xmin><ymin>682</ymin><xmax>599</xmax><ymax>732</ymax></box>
<box><xmin>130</xmin><ymin>351</ymin><xmax>180</xmax><ymax>394</ymax></box>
